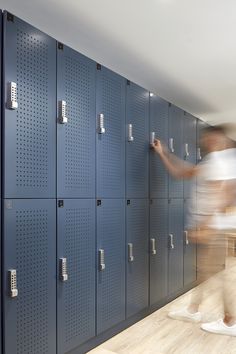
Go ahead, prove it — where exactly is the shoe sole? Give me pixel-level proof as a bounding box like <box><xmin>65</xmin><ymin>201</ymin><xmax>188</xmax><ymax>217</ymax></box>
<box><xmin>201</xmin><ymin>326</ymin><xmax>236</xmax><ymax>337</ymax></box>
<box><xmin>168</xmin><ymin>313</ymin><xmax>201</xmax><ymax>323</ymax></box>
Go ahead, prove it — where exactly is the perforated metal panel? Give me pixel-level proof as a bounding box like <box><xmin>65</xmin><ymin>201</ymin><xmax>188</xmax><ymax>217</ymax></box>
<box><xmin>184</xmin><ymin>113</ymin><xmax>197</xmax><ymax>198</ymax></box>
<box><xmin>150</xmin><ymin>199</ymin><xmax>168</xmax><ymax>305</ymax></box>
<box><xmin>126</xmin><ymin>199</ymin><xmax>149</xmax><ymax>317</ymax></box>
<box><xmin>168</xmin><ymin>104</ymin><xmax>184</xmax><ymax>198</ymax></box>
<box><xmin>150</xmin><ymin>95</ymin><xmax>169</xmax><ymax>198</ymax></box>
<box><xmin>168</xmin><ymin>198</ymin><xmax>184</xmax><ymax>295</ymax></box>
<box><xmin>97</xmin><ymin>199</ymin><xmax>126</xmax><ymax>334</ymax></box>
<box><xmin>57</xmin><ymin>45</ymin><xmax>96</xmax><ymax>198</ymax></box>
<box><xmin>3</xmin><ymin>199</ymin><xmax>56</xmax><ymax>354</ymax></box>
<box><xmin>96</xmin><ymin>67</ymin><xmax>125</xmax><ymax>198</ymax></box>
<box><xmin>3</xmin><ymin>13</ymin><xmax>56</xmax><ymax>198</ymax></box>
<box><xmin>57</xmin><ymin>199</ymin><xmax>95</xmax><ymax>353</ymax></box>
<box><xmin>126</xmin><ymin>82</ymin><xmax>149</xmax><ymax>198</ymax></box>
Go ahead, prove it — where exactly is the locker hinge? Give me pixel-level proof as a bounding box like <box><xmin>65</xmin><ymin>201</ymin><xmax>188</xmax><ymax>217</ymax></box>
<box><xmin>150</xmin><ymin>199</ymin><xmax>153</xmax><ymax>205</ymax></box>
<box><xmin>58</xmin><ymin>200</ymin><xmax>64</xmax><ymax>208</ymax></box>
<box><xmin>7</xmin><ymin>12</ymin><xmax>14</xmax><ymax>22</ymax></box>
<box><xmin>97</xmin><ymin>200</ymin><xmax>102</xmax><ymax>206</ymax></box>
<box><xmin>168</xmin><ymin>103</ymin><xmax>171</xmax><ymax>107</ymax></box>
<box><xmin>127</xmin><ymin>80</ymin><xmax>130</xmax><ymax>86</ymax></box>
<box><xmin>97</xmin><ymin>63</ymin><xmax>101</xmax><ymax>70</ymax></box>
<box><xmin>127</xmin><ymin>200</ymin><xmax>131</xmax><ymax>205</ymax></box>
<box><xmin>168</xmin><ymin>199</ymin><xmax>171</xmax><ymax>204</ymax></box>
<box><xmin>58</xmin><ymin>42</ymin><xmax>64</xmax><ymax>50</ymax></box>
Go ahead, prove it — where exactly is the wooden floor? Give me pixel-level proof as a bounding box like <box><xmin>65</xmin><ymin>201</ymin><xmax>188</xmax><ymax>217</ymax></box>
<box><xmin>88</xmin><ymin>257</ymin><xmax>236</xmax><ymax>354</ymax></box>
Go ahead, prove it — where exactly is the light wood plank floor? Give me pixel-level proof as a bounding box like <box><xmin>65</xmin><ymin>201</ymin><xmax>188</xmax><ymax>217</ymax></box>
<box><xmin>88</xmin><ymin>257</ymin><xmax>236</xmax><ymax>354</ymax></box>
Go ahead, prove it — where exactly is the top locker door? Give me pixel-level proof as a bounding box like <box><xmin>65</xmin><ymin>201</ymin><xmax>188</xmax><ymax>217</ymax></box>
<box><xmin>168</xmin><ymin>104</ymin><xmax>184</xmax><ymax>198</ymax></box>
<box><xmin>3</xmin><ymin>12</ymin><xmax>56</xmax><ymax>198</ymax></box>
<box><xmin>96</xmin><ymin>66</ymin><xmax>126</xmax><ymax>198</ymax></box>
<box><xmin>57</xmin><ymin>44</ymin><xmax>96</xmax><ymax>198</ymax></box>
<box><xmin>126</xmin><ymin>82</ymin><xmax>149</xmax><ymax>198</ymax></box>
<box><xmin>150</xmin><ymin>95</ymin><xmax>169</xmax><ymax>198</ymax></box>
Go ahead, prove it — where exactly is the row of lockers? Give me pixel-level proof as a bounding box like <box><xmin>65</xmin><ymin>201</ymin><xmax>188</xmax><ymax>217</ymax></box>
<box><xmin>3</xmin><ymin>12</ymin><xmax>204</xmax><ymax>200</ymax></box>
<box><xmin>3</xmin><ymin>197</ymin><xmax>194</xmax><ymax>354</ymax></box>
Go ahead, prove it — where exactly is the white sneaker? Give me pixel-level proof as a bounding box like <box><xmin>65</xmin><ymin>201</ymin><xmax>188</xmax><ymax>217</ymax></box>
<box><xmin>201</xmin><ymin>319</ymin><xmax>236</xmax><ymax>336</ymax></box>
<box><xmin>168</xmin><ymin>308</ymin><xmax>201</xmax><ymax>323</ymax></box>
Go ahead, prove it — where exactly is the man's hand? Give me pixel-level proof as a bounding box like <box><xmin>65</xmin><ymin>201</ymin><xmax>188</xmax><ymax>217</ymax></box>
<box><xmin>151</xmin><ymin>139</ymin><xmax>164</xmax><ymax>155</ymax></box>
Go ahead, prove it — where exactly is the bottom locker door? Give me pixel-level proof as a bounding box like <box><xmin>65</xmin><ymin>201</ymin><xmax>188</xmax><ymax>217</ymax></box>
<box><xmin>126</xmin><ymin>199</ymin><xmax>149</xmax><ymax>318</ymax></box>
<box><xmin>3</xmin><ymin>199</ymin><xmax>56</xmax><ymax>354</ymax></box>
<box><xmin>183</xmin><ymin>199</ymin><xmax>197</xmax><ymax>286</ymax></box>
<box><xmin>97</xmin><ymin>199</ymin><xmax>126</xmax><ymax>334</ymax></box>
<box><xmin>168</xmin><ymin>198</ymin><xmax>184</xmax><ymax>295</ymax></box>
<box><xmin>57</xmin><ymin>199</ymin><xmax>96</xmax><ymax>354</ymax></box>
<box><xmin>150</xmin><ymin>199</ymin><xmax>168</xmax><ymax>306</ymax></box>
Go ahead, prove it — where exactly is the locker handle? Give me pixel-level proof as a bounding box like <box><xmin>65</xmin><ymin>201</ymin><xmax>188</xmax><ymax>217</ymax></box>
<box><xmin>8</xmin><ymin>269</ymin><xmax>18</xmax><ymax>298</ymax></box>
<box><xmin>128</xmin><ymin>124</ymin><xmax>134</xmax><ymax>142</ymax></box>
<box><xmin>58</xmin><ymin>100</ymin><xmax>68</xmax><ymax>124</ymax></box>
<box><xmin>169</xmin><ymin>234</ymin><xmax>175</xmax><ymax>249</ymax></box>
<box><xmin>150</xmin><ymin>132</ymin><xmax>156</xmax><ymax>146</ymax></box>
<box><xmin>7</xmin><ymin>82</ymin><xmax>18</xmax><ymax>110</ymax></box>
<box><xmin>99</xmin><ymin>249</ymin><xmax>105</xmax><ymax>271</ymax></box>
<box><xmin>185</xmin><ymin>143</ymin><xmax>190</xmax><ymax>158</ymax></box>
<box><xmin>169</xmin><ymin>138</ymin><xmax>174</xmax><ymax>153</ymax></box>
<box><xmin>184</xmin><ymin>230</ymin><xmax>189</xmax><ymax>245</ymax></box>
<box><xmin>98</xmin><ymin>113</ymin><xmax>106</xmax><ymax>134</ymax></box>
<box><xmin>59</xmin><ymin>258</ymin><xmax>68</xmax><ymax>281</ymax></box>
<box><xmin>128</xmin><ymin>243</ymin><xmax>134</xmax><ymax>262</ymax></box>
<box><xmin>150</xmin><ymin>238</ymin><xmax>157</xmax><ymax>255</ymax></box>
<box><xmin>197</xmin><ymin>147</ymin><xmax>202</xmax><ymax>161</ymax></box>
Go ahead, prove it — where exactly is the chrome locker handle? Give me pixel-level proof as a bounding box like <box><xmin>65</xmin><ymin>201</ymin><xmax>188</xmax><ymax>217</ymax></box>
<box><xmin>7</xmin><ymin>82</ymin><xmax>18</xmax><ymax>110</ymax></box>
<box><xmin>99</xmin><ymin>249</ymin><xmax>105</xmax><ymax>271</ymax></box>
<box><xmin>169</xmin><ymin>234</ymin><xmax>175</xmax><ymax>249</ymax></box>
<box><xmin>98</xmin><ymin>113</ymin><xmax>106</xmax><ymax>134</ymax></box>
<box><xmin>150</xmin><ymin>238</ymin><xmax>157</xmax><ymax>255</ymax></box>
<box><xmin>150</xmin><ymin>132</ymin><xmax>156</xmax><ymax>146</ymax></box>
<box><xmin>8</xmin><ymin>269</ymin><xmax>18</xmax><ymax>298</ymax></box>
<box><xmin>59</xmin><ymin>258</ymin><xmax>68</xmax><ymax>281</ymax></box>
<box><xmin>128</xmin><ymin>243</ymin><xmax>134</xmax><ymax>262</ymax></box>
<box><xmin>169</xmin><ymin>138</ymin><xmax>174</xmax><ymax>153</ymax></box>
<box><xmin>128</xmin><ymin>124</ymin><xmax>134</xmax><ymax>142</ymax></box>
<box><xmin>197</xmin><ymin>147</ymin><xmax>202</xmax><ymax>161</ymax></box>
<box><xmin>58</xmin><ymin>100</ymin><xmax>68</xmax><ymax>124</ymax></box>
<box><xmin>185</xmin><ymin>143</ymin><xmax>190</xmax><ymax>158</ymax></box>
<box><xmin>184</xmin><ymin>230</ymin><xmax>189</xmax><ymax>245</ymax></box>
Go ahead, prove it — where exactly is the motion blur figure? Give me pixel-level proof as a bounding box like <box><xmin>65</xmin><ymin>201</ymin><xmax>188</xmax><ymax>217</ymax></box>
<box><xmin>152</xmin><ymin>125</ymin><xmax>236</xmax><ymax>336</ymax></box>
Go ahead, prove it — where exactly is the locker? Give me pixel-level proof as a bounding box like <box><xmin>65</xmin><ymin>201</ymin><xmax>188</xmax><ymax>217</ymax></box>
<box><xmin>97</xmin><ymin>199</ymin><xmax>126</xmax><ymax>334</ymax></box>
<box><xmin>168</xmin><ymin>198</ymin><xmax>184</xmax><ymax>295</ymax></box>
<box><xmin>3</xmin><ymin>199</ymin><xmax>56</xmax><ymax>354</ymax></box>
<box><xmin>183</xmin><ymin>199</ymin><xmax>197</xmax><ymax>286</ymax></box>
<box><xmin>57</xmin><ymin>44</ymin><xmax>96</xmax><ymax>198</ymax></box>
<box><xmin>0</xmin><ymin>11</ymin><xmax>2</xmax><ymax>354</ymax></box>
<box><xmin>150</xmin><ymin>95</ymin><xmax>169</xmax><ymax>198</ymax></box>
<box><xmin>3</xmin><ymin>12</ymin><xmax>56</xmax><ymax>198</ymax></box>
<box><xmin>150</xmin><ymin>199</ymin><xmax>168</xmax><ymax>306</ymax></box>
<box><xmin>126</xmin><ymin>82</ymin><xmax>149</xmax><ymax>198</ymax></box>
<box><xmin>168</xmin><ymin>104</ymin><xmax>184</xmax><ymax>198</ymax></box>
<box><xmin>57</xmin><ymin>199</ymin><xmax>96</xmax><ymax>353</ymax></box>
<box><xmin>197</xmin><ymin>118</ymin><xmax>208</xmax><ymax>162</ymax></box>
<box><xmin>183</xmin><ymin>113</ymin><xmax>197</xmax><ymax>198</ymax></box>
<box><xmin>126</xmin><ymin>199</ymin><xmax>149</xmax><ymax>318</ymax></box>
<box><xmin>96</xmin><ymin>66</ymin><xmax>126</xmax><ymax>198</ymax></box>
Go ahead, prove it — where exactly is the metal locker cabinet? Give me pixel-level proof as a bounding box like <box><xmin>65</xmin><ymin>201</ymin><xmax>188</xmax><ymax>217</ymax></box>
<box><xmin>150</xmin><ymin>95</ymin><xmax>169</xmax><ymax>198</ymax></box>
<box><xmin>150</xmin><ymin>199</ymin><xmax>168</xmax><ymax>306</ymax></box>
<box><xmin>96</xmin><ymin>66</ymin><xmax>126</xmax><ymax>198</ymax></box>
<box><xmin>57</xmin><ymin>44</ymin><xmax>96</xmax><ymax>198</ymax></box>
<box><xmin>3</xmin><ymin>199</ymin><xmax>56</xmax><ymax>354</ymax></box>
<box><xmin>168</xmin><ymin>104</ymin><xmax>184</xmax><ymax>198</ymax></box>
<box><xmin>126</xmin><ymin>199</ymin><xmax>149</xmax><ymax>318</ymax></box>
<box><xmin>97</xmin><ymin>199</ymin><xmax>126</xmax><ymax>334</ymax></box>
<box><xmin>3</xmin><ymin>12</ymin><xmax>56</xmax><ymax>199</ymax></box>
<box><xmin>168</xmin><ymin>198</ymin><xmax>184</xmax><ymax>295</ymax></box>
<box><xmin>57</xmin><ymin>199</ymin><xmax>96</xmax><ymax>353</ymax></box>
<box><xmin>197</xmin><ymin>118</ymin><xmax>208</xmax><ymax>162</ymax></box>
<box><xmin>183</xmin><ymin>199</ymin><xmax>197</xmax><ymax>286</ymax></box>
<box><xmin>126</xmin><ymin>82</ymin><xmax>149</xmax><ymax>198</ymax></box>
<box><xmin>183</xmin><ymin>113</ymin><xmax>197</xmax><ymax>198</ymax></box>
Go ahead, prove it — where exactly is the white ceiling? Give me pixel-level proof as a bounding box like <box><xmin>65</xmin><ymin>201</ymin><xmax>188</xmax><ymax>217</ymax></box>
<box><xmin>1</xmin><ymin>0</ymin><xmax>236</xmax><ymax>125</ymax></box>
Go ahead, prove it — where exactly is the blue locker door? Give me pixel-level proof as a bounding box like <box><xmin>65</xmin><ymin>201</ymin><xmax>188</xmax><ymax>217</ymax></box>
<box><xmin>3</xmin><ymin>12</ymin><xmax>56</xmax><ymax>198</ymax></box>
<box><xmin>126</xmin><ymin>199</ymin><xmax>149</xmax><ymax>318</ymax></box>
<box><xmin>150</xmin><ymin>199</ymin><xmax>168</xmax><ymax>306</ymax></box>
<box><xmin>126</xmin><ymin>82</ymin><xmax>149</xmax><ymax>198</ymax></box>
<box><xmin>168</xmin><ymin>104</ymin><xmax>184</xmax><ymax>198</ymax></box>
<box><xmin>57</xmin><ymin>199</ymin><xmax>95</xmax><ymax>353</ymax></box>
<box><xmin>168</xmin><ymin>198</ymin><xmax>184</xmax><ymax>295</ymax></box>
<box><xmin>96</xmin><ymin>66</ymin><xmax>126</xmax><ymax>198</ymax></box>
<box><xmin>97</xmin><ymin>199</ymin><xmax>126</xmax><ymax>334</ymax></box>
<box><xmin>183</xmin><ymin>113</ymin><xmax>197</xmax><ymax>198</ymax></box>
<box><xmin>150</xmin><ymin>95</ymin><xmax>169</xmax><ymax>198</ymax></box>
<box><xmin>3</xmin><ymin>199</ymin><xmax>56</xmax><ymax>354</ymax></box>
<box><xmin>183</xmin><ymin>199</ymin><xmax>197</xmax><ymax>286</ymax></box>
<box><xmin>57</xmin><ymin>45</ymin><xmax>96</xmax><ymax>198</ymax></box>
